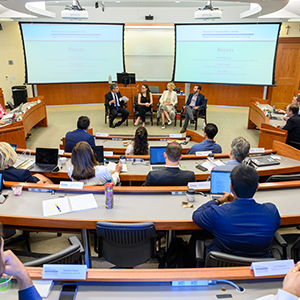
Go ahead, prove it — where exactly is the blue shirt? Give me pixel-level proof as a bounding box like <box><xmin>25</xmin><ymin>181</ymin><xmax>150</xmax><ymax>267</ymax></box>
<box><xmin>19</xmin><ymin>286</ymin><xmax>42</xmax><ymax>300</ymax></box>
<box><xmin>187</xmin><ymin>139</ymin><xmax>222</xmax><ymax>154</ymax></box>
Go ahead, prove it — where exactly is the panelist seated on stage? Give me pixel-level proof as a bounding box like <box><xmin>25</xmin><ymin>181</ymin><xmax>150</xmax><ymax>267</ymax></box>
<box><xmin>0</xmin><ymin>223</ymin><xmax>42</xmax><ymax>300</ymax></box>
<box><xmin>0</xmin><ymin>142</ymin><xmax>52</xmax><ymax>184</ymax></box>
<box><xmin>192</xmin><ymin>164</ymin><xmax>281</xmax><ymax>258</ymax></box>
<box><xmin>105</xmin><ymin>83</ymin><xmax>129</xmax><ymax>128</ymax></box>
<box><xmin>134</xmin><ymin>84</ymin><xmax>153</xmax><ymax>127</ymax></box>
<box><xmin>125</xmin><ymin>126</ymin><xmax>149</xmax><ymax>155</ymax></box>
<box><xmin>68</xmin><ymin>141</ymin><xmax>122</xmax><ymax>186</ymax></box>
<box><xmin>277</xmin><ymin>104</ymin><xmax>300</xmax><ymax>150</ymax></box>
<box><xmin>64</xmin><ymin>116</ymin><xmax>95</xmax><ymax>153</ymax></box>
<box><xmin>255</xmin><ymin>261</ymin><xmax>300</xmax><ymax>300</ymax></box>
<box><xmin>187</xmin><ymin>123</ymin><xmax>222</xmax><ymax>154</ymax></box>
<box><xmin>142</xmin><ymin>142</ymin><xmax>195</xmax><ymax>186</ymax></box>
<box><xmin>180</xmin><ymin>84</ymin><xmax>206</xmax><ymax>134</ymax></box>
<box><xmin>212</xmin><ymin>136</ymin><xmax>250</xmax><ymax>172</ymax></box>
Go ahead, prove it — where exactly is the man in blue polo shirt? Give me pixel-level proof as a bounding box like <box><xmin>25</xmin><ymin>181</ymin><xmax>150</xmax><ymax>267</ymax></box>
<box><xmin>187</xmin><ymin>123</ymin><xmax>222</xmax><ymax>154</ymax></box>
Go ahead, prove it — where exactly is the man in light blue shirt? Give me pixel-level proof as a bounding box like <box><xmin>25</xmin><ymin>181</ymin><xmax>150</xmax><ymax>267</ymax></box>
<box><xmin>187</xmin><ymin>123</ymin><xmax>222</xmax><ymax>154</ymax></box>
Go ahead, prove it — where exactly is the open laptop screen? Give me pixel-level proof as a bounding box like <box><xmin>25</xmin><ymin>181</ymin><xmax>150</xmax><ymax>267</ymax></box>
<box><xmin>210</xmin><ymin>170</ymin><xmax>231</xmax><ymax>194</ymax></box>
<box><xmin>10</xmin><ymin>144</ymin><xmax>17</xmax><ymax>152</ymax></box>
<box><xmin>92</xmin><ymin>146</ymin><xmax>104</xmax><ymax>164</ymax></box>
<box><xmin>150</xmin><ymin>147</ymin><xmax>166</xmax><ymax>165</ymax></box>
<box><xmin>35</xmin><ymin>148</ymin><xmax>58</xmax><ymax>165</ymax></box>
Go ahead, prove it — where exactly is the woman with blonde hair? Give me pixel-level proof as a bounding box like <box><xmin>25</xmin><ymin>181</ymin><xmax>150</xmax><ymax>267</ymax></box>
<box><xmin>125</xmin><ymin>126</ymin><xmax>149</xmax><ymax>155</ymax></box>
<box><xmin>157</xmin><ymin>82</ymin><xmax>178</xmax><ymax>130</ymax></box>
<box><xmin>0</xmin><ymin>142</ymin><xmax>52</xmax><ymax>184</ymax></box>
<box><xmin>68</xmin><ymin>141</ymin><xmax>122</xmax><ymax>185</ymax></box>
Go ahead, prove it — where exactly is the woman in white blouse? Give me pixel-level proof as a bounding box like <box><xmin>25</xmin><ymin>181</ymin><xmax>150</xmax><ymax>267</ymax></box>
<box><xmin>157</xmin><ymin>82</ymin><xmax>178</xmax><ymax>130</ymax></box>
<box><xmin>68</xmin><ymin>141</ymin><xmax>121</xmax><ymax>186</ymax></box>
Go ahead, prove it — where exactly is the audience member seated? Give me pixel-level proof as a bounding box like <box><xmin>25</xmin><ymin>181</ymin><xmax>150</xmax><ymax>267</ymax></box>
<box><xmin>187</xmin><ymin>123</ymin><xmax>222</xmax><ymax>154</ymax></box>
<box><xmin>255</xmin><ymin>261</ymin><xmax>300</xmax><ymax>300</ymax></box>
<box><xmin>125</xmin><ymin>126</ymin><xmax>149</xmax><ymax>155</ymax></box>
<box><xmin>105</xmin><ymin>83</ymin><xmax>129</xmax><ymax>128</ymax></box>
<box><xmin>212</xmin><ymin>136</ymin><xmax>250</xmax><ymax>172</ymax></box>
<box><xmin>0</xmin><ymin>223</ymin><xmax>42</xmax><ymax>300</ymax></box>
<box><xmin>180</xmin><ymin>84</ymin><xmax>206</xmax><ymax>133</ymax></box>
<box><xmin>277</xmin><ymin>95</ymin><xmax>300</xmax><ymax>121</ymax></box>
<box><xmin>192</xmin><ymin>164</ymin><xmax>280</xmax><ymax>258</ymax></box>
<box><xmin>134</xmin><ymin>84</ymin><xmax>153</xmax><ymax>127</ymax></box>
<box><xmin>277</xmin><ymin>104</ymin><xmax>300</xmax><ymax>150</ymax></box>
<box><xmin>0</xmin><ymin>142</ymin><xmax>53</xmax><ymax>184</ymax></box>
<box><xmin>68</xmin><ymin>141</ymin><xmax>122</xmax><ymax>186</ymax></box>
<box><xmin>142</xmin><ymin>142</ymin><xmax>195</xmax><ymax>186</ymax></box>
<box><xmin>64</xmin><ymin>116</ymin><xmax>95</xmax><ymax>153</ymax></box>
<box><xmin>157</xmin><ymin>82</ymin><xmax>178</xmax><ymax>130</ymax></box>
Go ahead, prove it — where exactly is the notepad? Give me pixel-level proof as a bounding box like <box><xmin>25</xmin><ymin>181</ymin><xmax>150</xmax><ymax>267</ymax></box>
<box><xmin>42</xmin><ymin>193</ymin><xmax>98</xmax><ymax>217</ymax></box>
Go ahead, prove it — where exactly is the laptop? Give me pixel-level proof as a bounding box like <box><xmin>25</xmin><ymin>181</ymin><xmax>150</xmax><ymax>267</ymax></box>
<box><xmin>150</xmin><ymin>146</ymin><xmax>166</xmax><ymax>170</ymax></box>
<box><xmin>10</xmin><ymin>144</ymin><xmax>17</xmax><ymax>151</ymax></box>
<box><xmin>250</xmin><ymin>156</ymin><xmax>280</xmax><ymax>167</ymax></box>
<box><xmin>92</xmin><ymin>146</ymin><xmax>104</xmax><ymax>165</ymax></box>
<box><xmin>30</xmin><ymin>148</ymin><xmax>59</xmax><ymax>172</ymax></box>
<box><xmin>210</xmin><ymin>169</ymin><xmax>231</xmax><ymax>200</ymax></box>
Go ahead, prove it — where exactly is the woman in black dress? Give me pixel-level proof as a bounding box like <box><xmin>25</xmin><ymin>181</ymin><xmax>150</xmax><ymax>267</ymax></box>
<box><xmin>134</xmin><ymin>84</ymin><xmax>153</xmax><ymax>127</ymax></box>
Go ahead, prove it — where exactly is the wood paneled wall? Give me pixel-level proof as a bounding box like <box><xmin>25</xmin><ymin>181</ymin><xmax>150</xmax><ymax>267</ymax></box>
<box><xmin>0</xmin><ymin>88</ymin><xmax>5</xmax><ymax>109</ymax></box>
<box><xmin>36</xmin><ymin>38</ymin><xmax>300</xmax><ymax>108</ymax></box>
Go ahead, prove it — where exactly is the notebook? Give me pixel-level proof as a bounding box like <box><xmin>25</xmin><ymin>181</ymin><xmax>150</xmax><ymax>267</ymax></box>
<box><xmin>92</xmin><ymin>145</ymin><xmax>104</xmax><ymax>165</ymax></box>
<box><xmin>150</xmin><ymin>146</ymin><xmax>166</xmax><ymax>170</ymax></box>
<box><xmin>30</xmin><ymin>148</ymin><xmax>59</xmax><ymax>172</ymax></box>
<box><xmin>210</xmin><ymin>169</ymin><xmax>231</xmax><ymax>200</ymax></box>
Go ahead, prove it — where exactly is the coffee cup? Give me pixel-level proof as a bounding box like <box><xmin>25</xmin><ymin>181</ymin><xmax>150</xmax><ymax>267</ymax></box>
<box><xmin>186</xmin><ymin>188</ymin><xmax>195</xmax><ymax>202</ymax></box>
<box><xmin>119</xmin><ymin>155</ymin><xmax>126</xmax><ymax>164</ymax></box>
<box><xmin>12</xmin><ymin>185</ymin><xmax>23</xmax><ymax>196</ymax></box>
<box><xmin>186</xmin><ymin>135</ymin><xmax>191</xmax><ymax>142</ymax></box>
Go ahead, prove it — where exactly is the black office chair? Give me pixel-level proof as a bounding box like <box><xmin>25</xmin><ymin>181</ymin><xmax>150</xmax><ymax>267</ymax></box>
<box><xmin>4</xmin><ymin>230</ymin><xmax>31</xmax><ymax>252</ymax></box>
<box><xmin>105</xmin><ymin>104</ymin><xmax>129</xmax><ymax>127</ymax></box>
<box><xmin>204</xmin><ymin>251</ymin><xmax>275</xmax><ymax>267</ymax></box>
<box><xmin>266</xmin><ymin>174</ymin><xmax>300</xmax><ymax>182</ymax></box>
<box><xmin>23</xmin><ymin>236</ymin><xmax>84</xmax><ymax>267</ymax></box>
<box><xmin>96</xmin><ymin>221</ymin><xmax>156</xmax><ymax>268</ymax></box>
<box><xmin>272</xmin><ymin>234</ymin><xmax>300</xmax><ymax>263</ymax></box>
<box><xmin>133</xmin><ymin>95</ymin><xmax>153</xmax><ymax>126</ymax></box>
<box><xmin>180</xmin><ymin>98</ymin><xmax>207</xmax><ymax>130</ymax></box>
<box><xmin>156</xmin><ymin>102</ymin><xmax>177</xmax><ymax>127</ymax></box>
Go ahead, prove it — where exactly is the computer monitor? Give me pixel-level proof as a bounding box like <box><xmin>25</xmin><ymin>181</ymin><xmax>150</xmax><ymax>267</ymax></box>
<box><xmin>92</xmin><ymin>146</ymin><xmax>104</xmax><ymax>164</ymax></box>
<box><xmin>150</xmin><ymin>147</ymin><xmax>166</xmax><ymax>165</ymax></box>
<box><xmin>210</xmin><ymin>170</ymin><xmax>231</xmax><ymax>195</ymax></box>
<box><xmin>10</xmin><ymin>144</ymin><xmax>17</xmax><ymax>152</ymax></box>
<box><xmin>117</xmin><ymin>73</ymin><xmax>136</xmax><ymax>87</ymax></box>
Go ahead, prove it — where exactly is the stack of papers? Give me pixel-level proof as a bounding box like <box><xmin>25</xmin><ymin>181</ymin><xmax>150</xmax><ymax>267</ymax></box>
<box><xmin>202</xmin><ymin>160</ymin><xmax>224</xmax><ymax>171</ymax></box>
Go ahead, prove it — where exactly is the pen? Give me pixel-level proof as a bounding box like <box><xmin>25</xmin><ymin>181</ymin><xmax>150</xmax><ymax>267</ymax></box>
<box><xmin>55</xmin><ymin>204</ymin><xmax>61</xmax><ymax>212</ymax></box>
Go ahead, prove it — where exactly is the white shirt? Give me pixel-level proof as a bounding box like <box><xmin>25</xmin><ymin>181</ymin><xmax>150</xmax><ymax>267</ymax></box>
<box><xmin>68</xmin><ymin>165</ymin><xmax>120</xmax><ymax>186</ymax></box>
<box><xmin>255</xmin><ymin>289</ymin><xmax>299</xmax><ymax>300</ymax></box>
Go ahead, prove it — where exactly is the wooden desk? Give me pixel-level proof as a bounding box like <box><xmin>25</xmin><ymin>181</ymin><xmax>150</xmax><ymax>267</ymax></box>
<box><xmin>248</xmin><ymin>98</ymin><xmax>287</xmax><ymax>149</ymax></box>
<box><xmin>0</xmin><ymin>97</ymin><xmax>47</xmax><ymax>148</ymax></box>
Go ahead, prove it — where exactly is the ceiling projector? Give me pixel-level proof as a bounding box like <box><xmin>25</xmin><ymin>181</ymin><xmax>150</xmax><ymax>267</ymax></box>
<box><xmin>194</xmin><ymin>1</ymin><xmax>222</xmax><ymax>20</ymax></box>
<box><xmin>61</xmin><ymin>0</ymin><xmax>89</xmax><ymax>19</ymax></box>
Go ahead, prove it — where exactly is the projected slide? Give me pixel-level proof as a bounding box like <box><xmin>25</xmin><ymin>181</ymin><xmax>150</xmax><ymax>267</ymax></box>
<box><xmin>173</xmin><ymin>23</ymin><xmax>281</xmax><ymax>85</ymax></box>
<box><xmin>20</xmin><ymin>23</ymin><xmax>124</xmax><ymax>84</ymax></box>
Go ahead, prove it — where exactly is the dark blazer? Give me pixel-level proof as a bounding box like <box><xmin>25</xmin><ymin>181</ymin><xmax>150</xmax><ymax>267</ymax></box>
<box><xmin>105</xmin><ymin>91</ymin><xmax>126</xmax><ymax>108</ymax></box>
<box><xmin>282</xmin><ymin>114</ymin><xmax>300</xmax><ymax>148</ymax></box>
<box><xmin>143</xmin><ymin>167</ymin><xmax>195</xmax><ymax>186</ymax></box>
<box><xmin>4</xmin><ymin>166</ymin><xmax>39</xmax><ymax>183</ymax></box>
<box><xmin>64</xmin><ymin>128</ymin><xmax>95</xmax><ymax>153</ymax></box>
<box><xmin>192</xmin><ymin>198</ymin><xmax>281</xmax><ymax>258</ymax></box>
<box><xmin>185</xmin><ymin>92</ymin><xmax>206</xmax><ymax>109</ymax></box>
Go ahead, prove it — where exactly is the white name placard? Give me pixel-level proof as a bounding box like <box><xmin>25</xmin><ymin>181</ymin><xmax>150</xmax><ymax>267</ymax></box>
<box><xmin>249</xmin><ymin>148</ymin><xmax>265</xmax><ymax>153</ymax></box>
<box><xmin>169</xmin><ymin>134</ymin><xmax>182</xmax><ymax>138</ymax></box>
<box><xmin>195</xmin><ymin>151</ymin><xmax>212</xmax><ymax>156</ymax></box>
<box><xmin>43</xmin><ymin>264</ymin><xmax>87</xmax><ymax>280</ymax></box>
<box><xmin>59</xmin><ymin>181</ymin><xmax>84</xmax><ymax>190</ymax></box>
<box><xmin>104</xmin><ymin>151</ymin><xmax>113</xmax><ymax>157</ymax></box>
<box><xmin>96</xmin><ymin>133</ymin><xmax>109</xmax><ymax>137</ymax></box>
<box><xmin>251</xmin><ymin>260</ymin><xmax>294</xmax><ymax>277</ymax></box>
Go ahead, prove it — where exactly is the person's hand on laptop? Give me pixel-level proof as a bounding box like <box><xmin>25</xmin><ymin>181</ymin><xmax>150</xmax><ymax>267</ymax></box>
<box><xmin>218</xmin><ymin>192</ymin><xmax>234</xmax><ymax>204</ymax></box>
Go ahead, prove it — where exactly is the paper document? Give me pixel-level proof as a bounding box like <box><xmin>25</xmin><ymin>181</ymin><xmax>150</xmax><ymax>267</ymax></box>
<box><xmin>42</xmin><ymin>193</ymin><xmax>98</xmax><ymax>217</ymax></box>
<box><xmin>202</xmin><ymin>160</ymin><xmax>224</xmax><ymax>171</ymax></box>
<box><xmin>107</xmin><ymin>161</ymin><xmax>128</xmax><ymax>173</ymax></box>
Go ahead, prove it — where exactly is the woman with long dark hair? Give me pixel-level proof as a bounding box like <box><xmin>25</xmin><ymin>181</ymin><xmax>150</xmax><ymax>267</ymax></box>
<box><xmin>134</xmin><ymin>84</ymin><xmax>153</xmax><ymax>127</ymax></box>
<box><xmin>125</xmin><ymin>126</ymin><xmax>149</xmax><ymax>155</ymax></box>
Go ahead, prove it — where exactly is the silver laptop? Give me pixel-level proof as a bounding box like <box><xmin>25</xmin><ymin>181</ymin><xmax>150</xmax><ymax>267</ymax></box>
<box><xmin>210</xmin><ymin>169</ymin><xmax>231</xmax><ymax>200</ymax></box>
<box><xmin>150</xmin><ymin>146</ymin><xmax>166</xmax><ymax>171</ymax></box>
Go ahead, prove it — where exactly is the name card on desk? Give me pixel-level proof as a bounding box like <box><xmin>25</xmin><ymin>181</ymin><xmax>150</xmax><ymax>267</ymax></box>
<box><xmin>58</xmin><ymin>149</ymin><xmax>64</xmax><ymax>155</ymax></box>
<box><xmin>195</xmin><ymin>151</ymin><xmax>212</xmax><ymax>156</ymax></box>
<box><xmin>169</xmin><ymin>134</ymin><xmax>182</xmax><ymax>138</ymax></box>
<box><xmin>59</xmin><ymin>181</ymin><xmax>84</xmax><ymax>190</ymax></box>
<box><xmin>104</xmin><ymin>151</ymin><xmax>113</xmax><ymax>157</ymax></box>
<box><xmin>43</xmin><ymin>264</ymin><xmax>87</xmax><ymax>280</ymax></box>
<box><xmin>251</xmin><ymin>259</ymin><xmax>294</xmax><ymax>277</ymax></box>
<box><xmin>96</xmin><ymin>132</ymin><xmax>109</xmax><ymax>137</ymax></box>
<box><xmin>249</xmin><ymin>148</ymin><xmax>265</xmax><ymax>153</ymax></box>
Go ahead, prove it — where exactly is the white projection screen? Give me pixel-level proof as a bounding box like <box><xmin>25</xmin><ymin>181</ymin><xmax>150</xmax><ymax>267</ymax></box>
<box><xmin>19</xmin><ymin>22</ymin><xmax>125</xmax><ymax>84</ymax></box>
<box><xmin>173</xmin><ymin>23</ymin><xmax>281</xmax><ymax>85</ymax></box>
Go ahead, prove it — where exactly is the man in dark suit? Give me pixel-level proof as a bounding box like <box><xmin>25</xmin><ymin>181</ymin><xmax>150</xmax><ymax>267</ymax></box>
<box><xmin>64</xmin><ymin>116</ymin><xmax>95</xmax><ymax>152</ymax></box>
<box><xmin>180</xmin><ymin>84</ymin><xmax>206</xmax><ymax>133</ymax></box>
<box><xmin>105</xmin><ymin>83</ymin><xmax>129</xmax><ymax>128</ymax></box>
<box><xmin>192</xmin><ymin>164</ymin><xmax>280</xmax><ymax>258</ymax></box>
<box><xmin>143</xmin><ymin>142</ymin><xmax>195</xmax><ymax>186</ymax></box>
<box><xmin>278</xmin><ymin>104</ymin><xmax>300</xmax><ymax>150</ymax></box>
